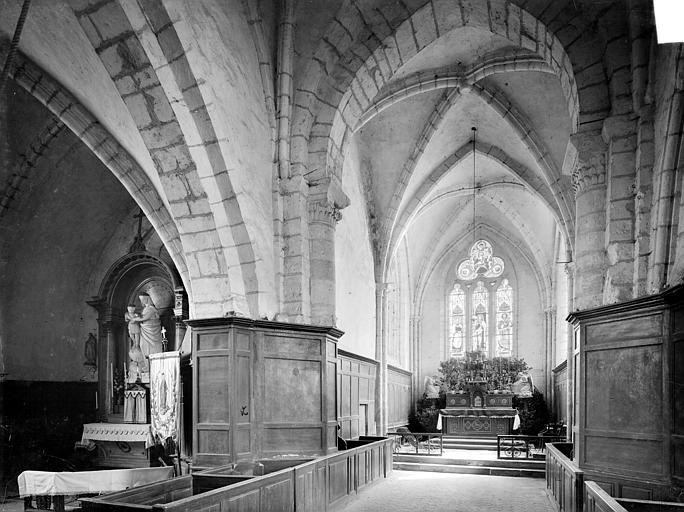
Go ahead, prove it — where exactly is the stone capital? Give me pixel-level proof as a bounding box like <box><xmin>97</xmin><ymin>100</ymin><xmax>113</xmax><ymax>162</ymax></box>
<box><xmin>308</xmin><ymin>199</ymin><xmax>342</xmax><ymax>225</ymax></box>
<box><xmin>570</xmin><ymin>131</ymin><xmax>607</xmax><ymax>196</ymax></box>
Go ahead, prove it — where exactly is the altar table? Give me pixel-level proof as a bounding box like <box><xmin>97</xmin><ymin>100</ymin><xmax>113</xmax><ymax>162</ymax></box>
<box><xmin>438</xmin><ymin>408</ymin><xmax>518</xmax><ymax>436</ymax></box>
<box><xmin>81</xmin><ymin>423</ymin><xmax>153</xmax><ymax>468</ymax></box>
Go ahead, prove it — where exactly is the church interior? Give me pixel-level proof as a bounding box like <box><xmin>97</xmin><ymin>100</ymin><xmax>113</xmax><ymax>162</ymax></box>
<box><xmin>1</xmin><ymin>0</ymin><xmax>683</xmax><ymax>510</ymax></box>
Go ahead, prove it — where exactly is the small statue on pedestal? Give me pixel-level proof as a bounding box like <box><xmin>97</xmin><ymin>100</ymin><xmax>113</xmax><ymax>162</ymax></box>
<box><xmin>423</xmin><ymin>376</ymin><xmax>440</xmax><ymax>399</ymax></box>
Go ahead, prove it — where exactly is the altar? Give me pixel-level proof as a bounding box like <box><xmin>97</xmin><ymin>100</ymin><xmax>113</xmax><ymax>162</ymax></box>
<box><xmin>80</xmin><ymin>423</ymin><xmax>153</xmax><ymax>468</ymax></box>
<box><xmin>439</xmin><ymin>382</ymin><xmax>517</xmax><ymax>437</ymax></box>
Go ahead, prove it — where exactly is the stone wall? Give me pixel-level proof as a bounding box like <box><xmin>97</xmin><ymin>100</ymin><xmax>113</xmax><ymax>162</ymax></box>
<box><xmin>335</xmin><ymin>141</ymin><xmax>376</xmax><ymax>359</ymax></box>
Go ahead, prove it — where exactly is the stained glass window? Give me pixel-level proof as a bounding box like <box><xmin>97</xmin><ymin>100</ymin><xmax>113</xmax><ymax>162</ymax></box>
<box><xmin>457</xmin><ymin>240</ymin><xmax>504</xmax><ymax>281</ymax></box>
<box><xmin>471</xmin><ymin>281</ymin><xmax>488</xmax><ymax>353</ymax></box>
<box><xmin>448</xmin><ymin>240</ymin><xmax>514</xmax><ymax>358</ymax></box>
<box><xmin>495</xmin><ymin>279</ymin><xmax>513</xmax><ymax>357</ymax></box>
<box><xmin>448</xmin><ymin>284</ymin><xmax>466</xmax><ymax>358</ymax></box>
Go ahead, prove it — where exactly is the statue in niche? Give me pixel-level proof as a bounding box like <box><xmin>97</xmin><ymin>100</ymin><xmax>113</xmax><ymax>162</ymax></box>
<box><xmin>126</xmin><ymin>305</ymin><xmax>145</xmax><ymax>381</ymax></box>
<box><xmin>81</xmin><ymin>333</ymin><xmax>97</xmax><ymax>381</ymax></box>
<box><xmin>130</xmin><ymin>293</ymin><xmax>163</xmax><ymax>358</ymax></box>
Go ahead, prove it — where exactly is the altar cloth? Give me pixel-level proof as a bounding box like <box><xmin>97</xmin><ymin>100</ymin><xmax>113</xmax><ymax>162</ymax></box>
<box><xmin>18</xmin><ymin>466</ymin><xmax>173</xmax><ymax>497</ymax></box>
<box><xmin>81</xmin><ymin>423</ymin><xmax>154</xmax><ymax>448</ymax></box>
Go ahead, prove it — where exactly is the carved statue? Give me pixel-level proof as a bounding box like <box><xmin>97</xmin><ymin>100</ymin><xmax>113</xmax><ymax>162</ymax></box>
<box><xmin>126</xmin><ymin>305</ymin><xmax>145</xmax><ymax>380</ymax></box>
<box><xmin>424</xmin><ymin>376</ymin><xmax>440</xmax><ymax>399</ymax></box>
<box><xmin>84</xmin><ymin>333</ymin><xmax>97</xmax><ymax>367</ymax></box>
<box><xmin>130</xmin><ymin>293</ymin><xmax>164</xmax><ymax>358</ymax></box>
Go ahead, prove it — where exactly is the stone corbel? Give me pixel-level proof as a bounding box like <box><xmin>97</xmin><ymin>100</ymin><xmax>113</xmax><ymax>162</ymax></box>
<box><xmin>308</xmin><ymin>175</ymin><xmax>350</xmax><ymax>225</ymax></box>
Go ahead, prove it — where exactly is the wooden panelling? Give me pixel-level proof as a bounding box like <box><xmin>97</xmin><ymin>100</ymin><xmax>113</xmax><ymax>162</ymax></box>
<box><xmin>388</xmin><ymin>367</ymin><xmax>411</xmax><ymax>429</ymax></box>
<box><xmin>585</xmin><ymin>313</ymin><xmax>663</xmax><ymax>345</ymax></box>
<box><xmin>190</xmin><ymin>317</ymin><xmax>341</xmax><ymax>466</ymax></box>
<box><xmin>263</xmin><ymin>359</ymin><xmax>321</xmax><ymax>422</ymax></box>
<box><xmin>583</xmin><ymin>436</ymin><xmax>664</xmax><ymax>476</ymax></box>
<box><xmin>338</xmin><ymin>351</ymin><xmax>377</xmax><ymax>439</ymax></box>
<box><xmin>566</xmin><ymin>286</ymin><xmax>684</xmax><ymax>502</ymax></box>
<box><xmin>196</xmin><ymin>331</ymin><xmax>227</xmax><ymax>351</ymax></box>
<box><xmin>584</xmin><ymin>481</ymin><xmax>628</xmax><ymax>512</ymax></box>
<box><xmin>262</xmin><ymin>427</ymin><xmax>322</xmax><ymax>453</ymax></box>
<box><xmin>196</xmin><ymin>356</ymin><xmax>230</xmax><ymax>424</ymax></box>
<box><xmin>546</xmin><ymin>443</ymin><xmax>584</xmax><ymax>512</ymax></box>
<box><xmin>584</xmin><ymin>346</ymin><xmax>662</xmax><ymax>434</ymax></box>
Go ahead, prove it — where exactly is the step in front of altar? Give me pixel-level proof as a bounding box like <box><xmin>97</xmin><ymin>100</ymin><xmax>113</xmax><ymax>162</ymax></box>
<box><xmin>393</xmin><ymin>455</ymin><xmax>545</xmax><ymax>478</ymax></box>
<box><xmin>442</xmin><ymin>436</ymin><xmax>498</xmax><ymax>450</ymax></box>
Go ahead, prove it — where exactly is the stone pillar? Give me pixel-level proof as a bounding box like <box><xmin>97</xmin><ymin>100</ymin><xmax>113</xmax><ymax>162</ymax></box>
<box><xmin>374</xmin><ymin>283</ymin><xmax>388</xmax><ymax>436</ymax></box>
<box><xmin>601</xmin><ymin>115</ymin><xmax>637</xmax><ymax>304</ymax></box>
<box><xmin>307</xmin><ymin>177</ymin><xmax>349</xmax><ymax>326</ymax></box>
<box><xmin>545</xmin><ymin>307</ymin><xmax>556</xmax><ymax>403</ymax></box>
<box><xmin>633</xmin><ymin>105</ymin><xmax>655</xmax><ymax>296</ymax></box>
<box><xmin>409</xmin><ymin>314</ymin><xmax>422</xmax><ymax>404</ymax></box>
<box><xmin>571</xmin><ymin>131</ymin><xmax>608</xmax><ymax>310</ymax></box>
<box><xmin>564</xmin><ymin>263</ymin><xmax>575</xmax><ymax>440</ymax></box>
<box><xmin>280</xmin><ymin>175</ymin><xmax>310</xmax><ymax>322</ymax></box>
<box><xmin>308</xmin><ymin>200</ymin><xmax>341</xmax><ymax>325</ymax></box>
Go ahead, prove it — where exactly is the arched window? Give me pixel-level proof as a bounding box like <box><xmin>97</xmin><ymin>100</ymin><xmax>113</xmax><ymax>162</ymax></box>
<box><xmin>495</xmin><ymin>279</ymin><xmax>513</xmax><ymax>357</ymax></box>
<box><xmin>448</xmin><ymin>284</ymin><xmax>465</xmax><ymax>358</ymax></box>
<box><xmin>447</xmin><ymin>240</ymin><xmax>514</xmax><ymax>357</ymax></box>
<box><xmin>471</xmin><ymin>281</ymin><xmax>489</xmax><ymax>353</ymax></box>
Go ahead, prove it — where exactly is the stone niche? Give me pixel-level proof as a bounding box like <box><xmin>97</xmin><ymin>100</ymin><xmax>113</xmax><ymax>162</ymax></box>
<box><xmin>567</xmin><ymin>284</ymin><xmax>684</xmax><ymax>500</ymax></box>
<box><xmin>186</xmin><ymin>317</ymin><xmax>342</xmax><ymax>468</ymax></box>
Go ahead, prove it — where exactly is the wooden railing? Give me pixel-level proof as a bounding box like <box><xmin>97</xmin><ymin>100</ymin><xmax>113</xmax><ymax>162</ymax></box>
<box><xmin>496</xmin><ymin>435</ymin><xmax>565</xmax><ymax>459</ymax></box>
<box><xmin>546</xmin><ymin>442</ymin><xmax>584</xmax><ymax>512</ymax></box>
<box><xmin>386</xmin><ymin>431</ymin><xmax>443</xmax><ymax>456</ymax></box>
<box><xmin>81</xmin><ymin>437</ymin><xmax>394</xmax><ymax>512</ymax></box>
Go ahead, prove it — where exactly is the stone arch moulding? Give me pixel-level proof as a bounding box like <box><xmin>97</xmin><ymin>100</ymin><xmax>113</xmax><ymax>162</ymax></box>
<box><xmin>294</xmin><ymin>0</ymin><xmax>581</xmax><ymax>186</ymax></box>
<box><xmin>4</xmin><ymin>49</ymin><xmax>192</xmax><ymax>304</ymax></box>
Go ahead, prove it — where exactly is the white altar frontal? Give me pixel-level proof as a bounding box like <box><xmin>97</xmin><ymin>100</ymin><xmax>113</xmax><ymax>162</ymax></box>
<box><xmin>81</xmin><ymin>423</ymin><xmax>153</xmax><ymax>468</ymax></box>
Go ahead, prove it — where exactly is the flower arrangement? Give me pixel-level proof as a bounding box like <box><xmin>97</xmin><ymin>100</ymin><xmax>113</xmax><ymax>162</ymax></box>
<box><xmin>113</xmin><ymin>368</ymin><xmax>125</xmax><ymax>405</ymax></box>
<box><xmin>437</xmin><ymin>352</ymin><xmax>530</xmax><ymax>393</ymax></box>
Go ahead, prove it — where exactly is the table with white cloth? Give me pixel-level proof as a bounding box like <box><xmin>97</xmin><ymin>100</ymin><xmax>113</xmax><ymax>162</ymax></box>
<box><xmin>18</xmin><ymin>467</ymin><xmax>173</xmax><ymax>511</ymax></box>
<box><xmin>81</xmin><ymin>423</ymin><xmax>153</xmax><ymax>468</ymax></box>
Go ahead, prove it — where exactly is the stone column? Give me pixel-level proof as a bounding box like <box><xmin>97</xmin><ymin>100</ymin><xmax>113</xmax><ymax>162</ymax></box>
<box><xmin>307</xmin><ymin>177</ymin><xmax>349</xmax><ymax>326</ymax></box>
<box><xmin>281</xmin><ymin>175</ymin><xmax>310</xmax><ymax>322</ymax></box>
<box><xmin>601</xmin><ymin>115</ymin><xmax>637</xmax><ymax>304</ymax></box>
<box><xmin>409</xmin><ymin>314</ymin><xmax>422</xmax><ymax>405</ymax></box>
<box><xmin>564</xmin><ymin>263</ymin><xmax>575</xmax><ymax>440</ymax></box>
<box><xmin>545</xmin><ymin>307</ymin><xmax>556</xmax><ymax>403</ymax></box>
<box><xmin>308</xmin><ymin>200</ymin><xmax>342</xmax><ymax>325</ymax></box>
<box><xmin>374</xmin><ymin>283</ymin><xmax>388</xmax><ymax>435</ymax></box>
<box><xmin>633</xmin><ymin>105</ymin><xmax>655</xmax><ymax>296</ymax></box>
<box><xmin>571</xmin><ymin>131</ymin><xmax>608</xmax><ymax>310</ymax></box>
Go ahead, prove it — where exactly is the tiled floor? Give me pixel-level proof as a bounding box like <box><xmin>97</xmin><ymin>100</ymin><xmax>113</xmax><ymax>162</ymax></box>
<box><xmin>341</xmin><ymin>470</ymin><xmax>554</xmax><ymax>512</ymax></box>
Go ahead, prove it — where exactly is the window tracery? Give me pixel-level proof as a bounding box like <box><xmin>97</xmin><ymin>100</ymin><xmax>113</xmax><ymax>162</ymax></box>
<box><xmin>448</xmin><ymin>240</ymin><xmax>514</xmax><ymax>357</ymax></box>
